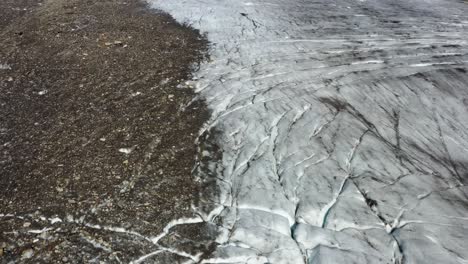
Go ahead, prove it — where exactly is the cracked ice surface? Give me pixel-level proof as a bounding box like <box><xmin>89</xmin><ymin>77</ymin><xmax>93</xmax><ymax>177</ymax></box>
<box><xmin>149</xmin><ymin>0</ymin><xmax>468</xmax><ymax>263</ymax></box>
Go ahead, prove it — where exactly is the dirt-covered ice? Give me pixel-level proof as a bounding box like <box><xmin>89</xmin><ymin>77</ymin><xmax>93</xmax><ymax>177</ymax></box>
<box><xmin>148</xmin><ymin>0</ymin><xmax>468</xmax><ymax>263</ymax></box>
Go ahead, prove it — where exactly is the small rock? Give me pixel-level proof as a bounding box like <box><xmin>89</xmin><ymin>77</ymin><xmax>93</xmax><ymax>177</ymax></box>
<box><xmin>7</xmin><ymin>77</ymin><xmax>13</xmax><ymax>82</ymax></box>
<box><xmin>0</xmin><ymin>64</ymin><xmax>11</xmax><ymax>70</ymax></box>
<box><xmin>50</xmin><ymin>217</ymin><xmax>62</xmax><ymax>224</ymax></box>
<box><xmin>118</xmin><ymin>147</ymin><xmax>134</xmax><ymax>154</ymax></box>
<box><xmin>21</xmin><ymin>248</ymin><xmax>34</xmax><ymax>259</ymax></box>
<box><xmin>23</xmin><ymin>222</ymin><xmax>31</xmax><ymax>227</ymax></box>
<box><xmin>39</xmin><ymin>232</ymin><xmax>50</xmax><ymax>240</ymax></box>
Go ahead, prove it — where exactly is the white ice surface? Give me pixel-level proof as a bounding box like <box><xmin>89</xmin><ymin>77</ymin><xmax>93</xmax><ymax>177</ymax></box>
<box><xmin>148</xmin><ymin>0</ymin><xmax>468</xmax><ymax>263</ymax></box>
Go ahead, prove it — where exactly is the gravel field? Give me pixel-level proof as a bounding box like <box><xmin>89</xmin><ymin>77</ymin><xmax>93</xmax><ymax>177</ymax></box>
<box><xmin>0</xmin><ymin>0</ymin><xmax>217</xmax><ymax>263</ymax></box>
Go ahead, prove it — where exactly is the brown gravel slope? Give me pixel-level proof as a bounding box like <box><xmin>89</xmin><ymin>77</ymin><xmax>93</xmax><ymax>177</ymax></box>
<box><xmin>0</xmin><ymin>0</ymin><xmax>217</xmax><ymax>263</ymax></box>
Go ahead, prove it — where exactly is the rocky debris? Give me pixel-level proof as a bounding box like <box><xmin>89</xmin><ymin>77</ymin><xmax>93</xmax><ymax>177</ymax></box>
<box><xmin>0</xmin><ymin>0</ymin><xmax>217</xmax><ymax>262</ymax></box>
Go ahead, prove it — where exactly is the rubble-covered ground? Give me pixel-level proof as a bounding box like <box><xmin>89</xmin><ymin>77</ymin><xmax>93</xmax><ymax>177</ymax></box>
<box><xmin>0</xmin><ymin>0</ymin><xmax>218</xmax><ymax>263</ymax></box>
<box><xmin>150</xmin><ymin>0</ymin><xmax>468</xmax><ymax>263</ymax></box>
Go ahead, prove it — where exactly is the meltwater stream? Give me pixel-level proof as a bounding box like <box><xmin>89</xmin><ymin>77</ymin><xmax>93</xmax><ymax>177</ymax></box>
<box><xmin>148</xmin><ymin>0</ymin><xmax>468</xmax><ymax>263</ymax></box>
